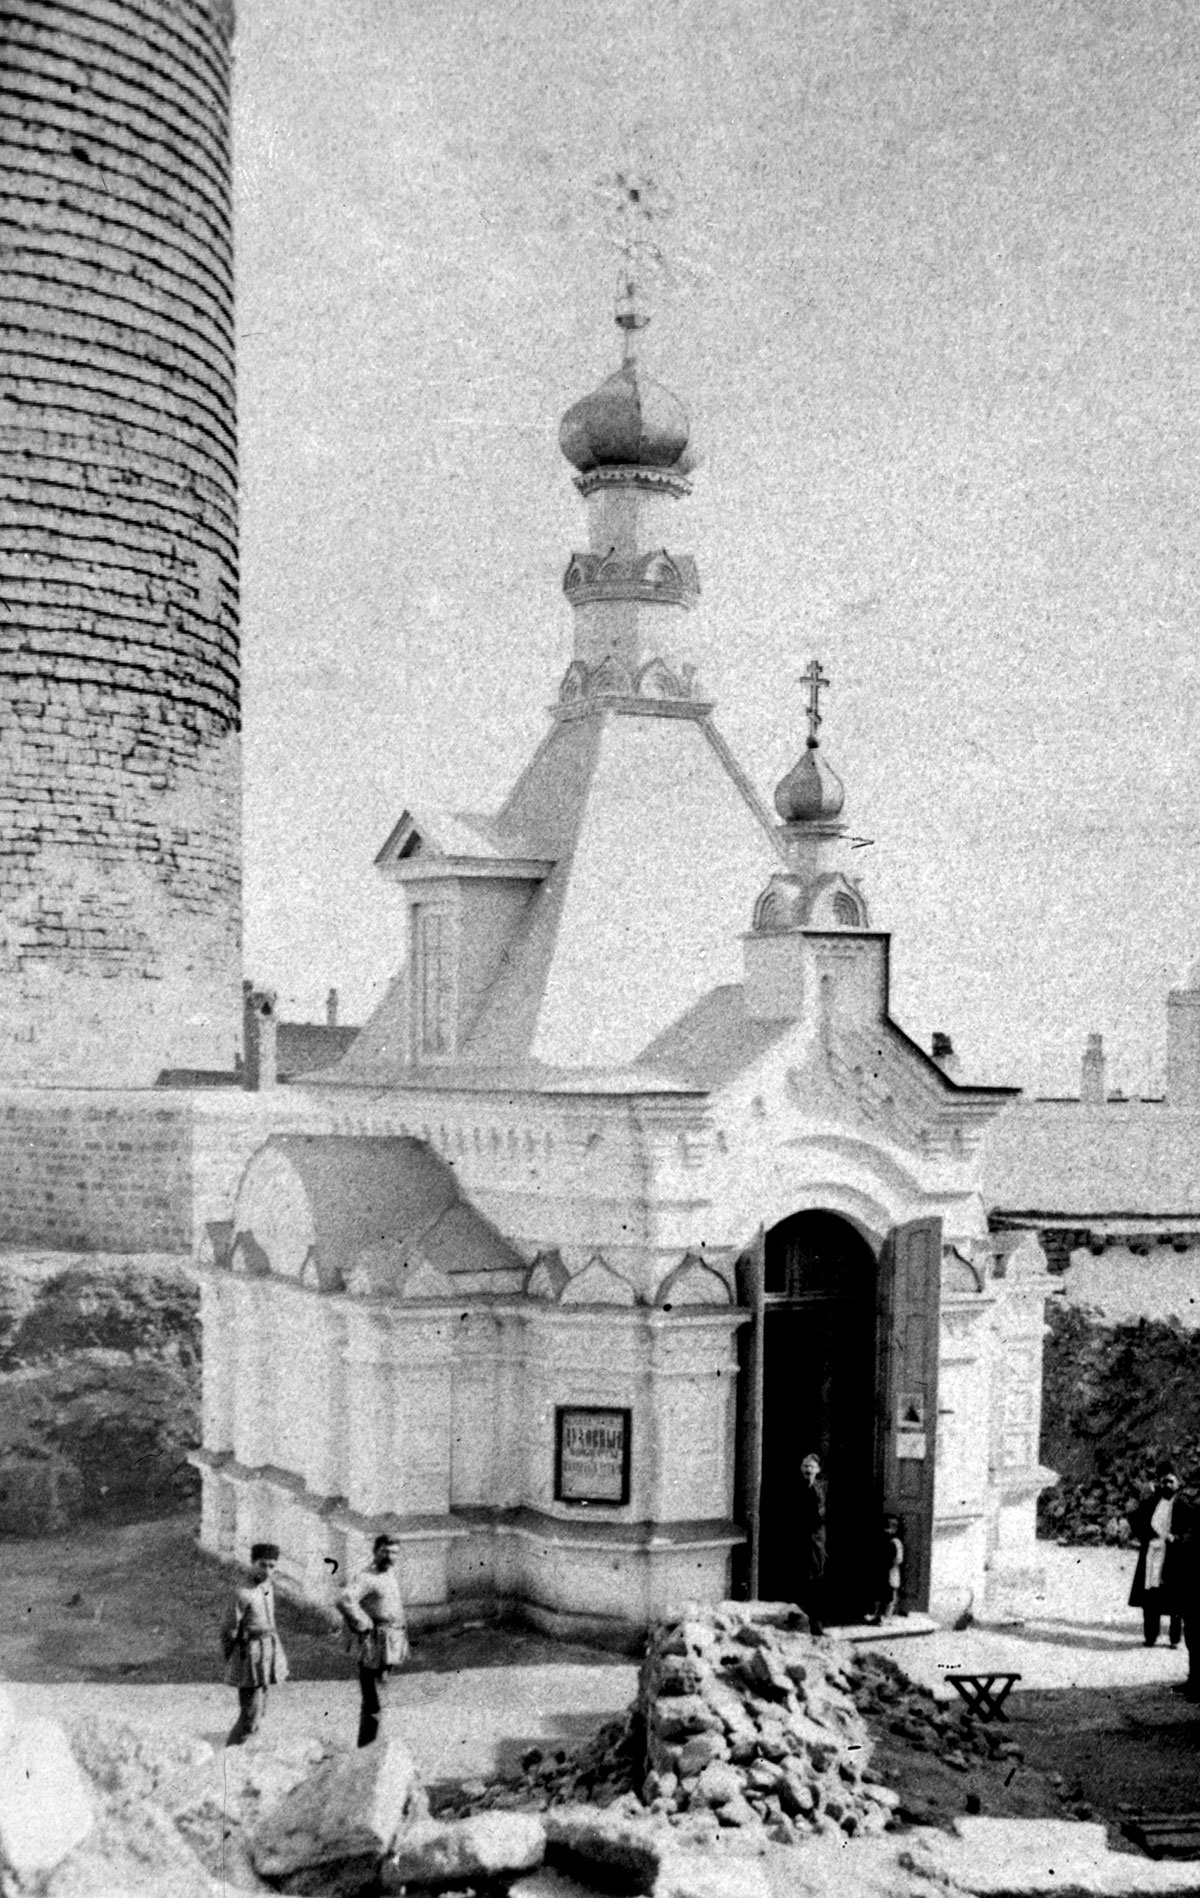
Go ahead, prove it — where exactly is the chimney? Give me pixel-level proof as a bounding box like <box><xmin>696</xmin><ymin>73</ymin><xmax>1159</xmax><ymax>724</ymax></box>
<box><xmin>244</xmin><ymin>987</ymin><xmax>278</xmax><ymax>1092</ymax></box>
<box><xmin>1081</xmin><ymin>1032</ymin><xmax>1106</xmax><ymax>1105</ymax></box>
<box><xmin>931</xmin><ymin>1031</ymin><xmax>960</xmax><ymax>1080</ymax></box>
<box><xmin>326</xmin><ymin>986</ymin><xmax>339</xmax><ymax>1028</ymax></box>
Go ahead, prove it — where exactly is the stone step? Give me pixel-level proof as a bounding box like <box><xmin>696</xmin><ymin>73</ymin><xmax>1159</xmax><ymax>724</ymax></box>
<box><xmin>1120</xmin><ymin>1813</ymin><xmax>1200</xmax><ymax>1861</ymax></box>
<box><xmin>830</xmin><ymin>1614</ymin><xmax>941</xmax><ymax>1643</ymax></box>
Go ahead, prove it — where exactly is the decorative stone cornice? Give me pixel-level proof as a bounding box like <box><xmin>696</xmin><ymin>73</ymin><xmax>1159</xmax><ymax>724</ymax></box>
<box><xmin>563</xmin><ymin>548</ymin><xmax>700</xmax><ymax>608</ymax></box>
<box><xmin>752</xmin><ymin>870</ymin><xmax>869</xmax><ymax>934</ymax></box>
<box><xmin>555</xmin><ymin>653</ymin><xmax>711</xmax><ymax>718</ymax></box>
<box><xmin>573</xmin><ymin>464</ymin><xmax>693</xmax><ymax>500</ymax></box>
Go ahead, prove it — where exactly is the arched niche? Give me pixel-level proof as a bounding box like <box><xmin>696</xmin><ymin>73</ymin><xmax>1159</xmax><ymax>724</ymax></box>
<box><xmin>655</xmin><ymin>1256</ymin><xmax>733</xmax><ymax>1309</ymax></box>
<box><xmin>560</xmin><ymin>1256</ymin><xmax>637</xmax><ymax>1305</ymax></box>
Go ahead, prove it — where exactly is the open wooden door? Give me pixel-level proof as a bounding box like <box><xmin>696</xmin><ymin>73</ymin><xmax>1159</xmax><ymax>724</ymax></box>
<box><xmin>876</xmin><ymin>1217</ymin><xmax>942</xmax><ymax>1612</ymax></box>
<box><xmin>733</xmin><ymin>1227</ymin><xmax>766</xmax><ymax>1600</ymax></box>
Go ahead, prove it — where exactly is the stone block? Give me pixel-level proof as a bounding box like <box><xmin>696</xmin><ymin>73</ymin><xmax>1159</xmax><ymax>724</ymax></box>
<box><xmin>249</xmin><ymin>1738</ymin><xmax>419</xmax><ymax>1877</ymax></box>
<box><xmin>674</xmin><ymin>1732</ymin><xmax>728</xmax><ymax>1777</ymax></box>
<box><xmin>690</xmin><ymin>1762</ymin><xmax>742</xmax><ymax>1810</ymax></box>
<box><xmin>653</xmin><ymin>1849</ymin><xmax>771</xmax><ymax>1898</ymax></box>
<box><xmin>656</xmin><ymin>1655</ymin><xmax>706</xmax><ymax>1696</ymax></box>
<box><xmin>0</xmin><ymin>1715</ymin><xmax>93</xmax><ymax>1876</ymax></box>
<box><xmin>545</xmin><ymin>1804</ymin><xmax>668</xmax><ymax>1891</ymax></box>
<box><xmin>653</xmin><ymin>1697</ymin><xmax>722</xmax><ymax>1741</ymax></box>
<box><xmin>510</xmin><ymin>1870</ymin><xmax>603</xmax><ymax>1898</ymax></box>
<box><xmin>381</xmin><ymin>1812</ymin><xmax>544</xmax><ymax>1891</ymax></box>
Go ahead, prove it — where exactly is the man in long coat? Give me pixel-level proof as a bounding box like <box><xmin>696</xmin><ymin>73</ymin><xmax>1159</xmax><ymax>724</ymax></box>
<box><xmin>1128</xmin><ymin>1466</ymin><xmax>1184</xmax><ymax>1647</ymax></box>
<box><xmin>222</xmin><ymin>1541</ymin><xmax>289</xmax><ymax>1745</ymax></box>
<box><xmin>794</xmin><ymin>1452</ymin><xmax>827</xmax><ymax>1636</ymax></box>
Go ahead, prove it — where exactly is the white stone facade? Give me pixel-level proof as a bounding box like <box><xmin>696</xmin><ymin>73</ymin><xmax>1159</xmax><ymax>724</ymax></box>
<box><xmin>193</xmin><ymin>1051</ymin><xmax>1055</xmax><ymax>1636</ymax></box>
<box><xmin>194</xmin><ymin>318</ymin><xmax>1056</xmax><ymax>1640</ymax></box>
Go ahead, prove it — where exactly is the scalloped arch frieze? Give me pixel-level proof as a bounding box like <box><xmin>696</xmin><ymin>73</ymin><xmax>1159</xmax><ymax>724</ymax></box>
<box><xmin>655</xmin><ymin>1255</ymin><xmax>734</xmax><ymax>1309</ymax></box>
<box><xmin>559</xmin><ymin>1254</ymin><xmax>638</xmax><ymax>1305</ymax></box>
<box><xmin>526</xmin><ymin>1249</ymin><xmax>571</xmax><ymax>1301</ymax></box>
<box><xmin>556</xmin><ymin>653</ymin><xmax>705</xmax><ymax>710</ymax></box>
<box><xmin>562</xmin><ymin>547</ymin><xmax>700</xmax><ymax>607</ymax></box>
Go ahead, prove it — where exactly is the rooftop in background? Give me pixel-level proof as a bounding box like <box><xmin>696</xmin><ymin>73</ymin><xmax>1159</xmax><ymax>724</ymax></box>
<box><xmin>277</xmin><ymin>1022</ymin><xmax>359</xmax><ymax>1079</ymax></box>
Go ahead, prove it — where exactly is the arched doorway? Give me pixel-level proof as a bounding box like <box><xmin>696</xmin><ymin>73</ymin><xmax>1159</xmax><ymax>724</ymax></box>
<box><xmin>757</xmin><ymin>1210</ymin><xmax>879</xmax><ymax>1618</ymax></box>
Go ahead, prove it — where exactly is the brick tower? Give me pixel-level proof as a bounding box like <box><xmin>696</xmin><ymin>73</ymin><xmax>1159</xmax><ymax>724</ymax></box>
<box><xmin>0</xmin><ymin>0</ymin><xmax>241</xmax><ymax>1084</ymax></box>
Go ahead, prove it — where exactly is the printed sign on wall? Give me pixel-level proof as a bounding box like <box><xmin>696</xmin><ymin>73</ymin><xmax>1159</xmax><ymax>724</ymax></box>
<box><xmin>555</xmin><ymin>1406</ymin><xmax>631</xmax><ymax>1505</ymax></box>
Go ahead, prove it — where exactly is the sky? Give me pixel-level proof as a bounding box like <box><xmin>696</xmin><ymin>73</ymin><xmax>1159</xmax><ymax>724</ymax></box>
<box><xmin>231</xmin><ymin>0</ymin><xmax>1199</xmax><ymax>1098</ymax></box>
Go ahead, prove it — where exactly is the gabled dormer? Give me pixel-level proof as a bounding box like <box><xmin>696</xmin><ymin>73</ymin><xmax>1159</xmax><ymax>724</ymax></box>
<box><xmin>374</xmin><ymin>807</ymin><xmax>555</xmax><ymax>1064</ymax></box>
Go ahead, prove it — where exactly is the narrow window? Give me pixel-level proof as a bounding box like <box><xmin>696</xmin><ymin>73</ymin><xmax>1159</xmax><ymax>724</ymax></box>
<box><xmin>414</xmin><ymin>906</ymin><xmax>453</xmax><ymax>1057</ymax></box>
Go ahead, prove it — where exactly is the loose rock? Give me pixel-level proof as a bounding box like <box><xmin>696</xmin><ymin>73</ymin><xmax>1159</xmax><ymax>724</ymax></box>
<box><xmin>381</xmin><ymin>1812</ymin><xmax>544</xmax><ymax>1891</ymax></box>
<box><xmin>0</xmin><ymin>1712</ymin><xmax>93</xmax><ymax>1877</ymax></box>
<box><xmin>250</xmin><ymin>1736</ymin><xmax>421</xmax><ymax>1877</ymax></box>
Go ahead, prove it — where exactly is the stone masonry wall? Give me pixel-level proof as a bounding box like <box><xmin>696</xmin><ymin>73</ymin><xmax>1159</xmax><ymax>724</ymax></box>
<box><xmin>0</xmin><ymin>1091</ymin><xmax>193</xmax><ymax>1252</ymax></box>
<box><xmin>0</xmin><ymin>0</ymin><xmax>241</xmax><ymax>1083</ymax></box>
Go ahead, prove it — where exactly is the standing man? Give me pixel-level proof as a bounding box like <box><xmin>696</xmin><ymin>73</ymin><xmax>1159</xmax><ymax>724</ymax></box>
<box><xmin>337</xmin><ymin>1533</ymin><xmax>409</xmax><ymax>1747</ymax></box>
<box><xmin>1128</xmin><ymin>1465</ymin><xmax>1184</xmax><ymax>1647</ymax></box>
<box><xmin>222</xmin><ymin>1542</ymin><xmax>288</xmax><ymax>1746</ymax></box>
<box><xmin>1172</xmin><ymin>1486</ymin><xmax>1200</xmax><ymax>1699</ymax></box>
<box><xmin>794</xmin><ymin>1452</ymin><xmax>827</xmax><ymax>1637</ymax></box>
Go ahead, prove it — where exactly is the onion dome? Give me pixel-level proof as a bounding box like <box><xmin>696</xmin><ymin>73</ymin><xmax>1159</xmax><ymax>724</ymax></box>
<box><xmin>559</xmin><ymin>360</ymin><xmax>692</xmax><ymax>473</ymax></box>
<box><xmin>774</xmin><ymin>739</ymin><xmax>845</xmax><ymax>824</ymax></box>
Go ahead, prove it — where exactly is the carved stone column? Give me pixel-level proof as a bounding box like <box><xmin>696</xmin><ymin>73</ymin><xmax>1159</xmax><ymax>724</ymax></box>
<box><xmin>985</xmin><ymin>1234</ymin><xmax>1059</xmax><ymax>1616</ymax></box>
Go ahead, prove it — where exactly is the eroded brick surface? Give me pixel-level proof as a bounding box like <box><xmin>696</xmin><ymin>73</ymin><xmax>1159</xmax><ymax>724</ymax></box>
<box><xmin>0</xmin><ymin>1</ymin><xmax>241</xmax><ymax>1083</ymax></box>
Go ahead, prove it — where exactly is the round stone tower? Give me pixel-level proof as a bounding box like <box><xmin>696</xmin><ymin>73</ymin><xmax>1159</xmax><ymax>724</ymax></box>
<box><xmin>0</xmin><ymin>0</ymin><xmax>241</xmax><ymax>1084</ymax></box>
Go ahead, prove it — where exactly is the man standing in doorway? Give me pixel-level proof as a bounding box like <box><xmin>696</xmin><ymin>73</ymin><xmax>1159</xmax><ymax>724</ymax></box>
<box><xmin>795</xmin><ymin>1452</ymin><xmax>827</xmax><ymax>1636</ymax></box>
<box><xmin>222</xmin><ymin>1542</ymin><xmax>289</xmax><ymax>1745</ymax></box>
<box><xmin>337</xmin><ymin>1533</ymin><xmax>409</xmax><ymax>1746</ymax></box>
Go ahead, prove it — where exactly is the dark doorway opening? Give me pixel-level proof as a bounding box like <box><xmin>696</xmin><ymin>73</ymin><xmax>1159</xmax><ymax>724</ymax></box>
<box><xmin>757</xmin><ymin>1210</ymin><xmax>879</xmax><ymax>1621</ymax></box>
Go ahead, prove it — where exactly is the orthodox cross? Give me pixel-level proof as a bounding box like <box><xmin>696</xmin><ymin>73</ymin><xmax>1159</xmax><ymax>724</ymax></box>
<box><xmin>801</xmin><ymin>658</ymin><xmax>830</xmax><ymax>746</ymax></box>
<box><xmin>596</xmin><ymin>156</ymin><xmax>674</xmax><ymax>354</ymax></box>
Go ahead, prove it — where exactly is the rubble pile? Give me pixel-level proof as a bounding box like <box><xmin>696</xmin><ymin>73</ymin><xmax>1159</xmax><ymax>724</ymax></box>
<box><xmin>847</xmin><ymin>1652</ymin><xmax>1024</xmax><ymax>1781</ymax></box>
<box><xmin>432</xmin><ymin>1714</ymin><xmax>643</xmax><ymax>1818</ymax></box>
<box><xmin>635</xmin><ymin>1603</ymin><xmax>898</xmax><ymax>1844</ymax></box>
<box><xmin>0</xmin><ymin>1255</ymin><xmax>200</xmax><ymax>1534</ymax></box>
<box><xmin>1039</xmin><ymin>1302</ymin><xmax>1200</xmax><ymax>1543</ymax></box>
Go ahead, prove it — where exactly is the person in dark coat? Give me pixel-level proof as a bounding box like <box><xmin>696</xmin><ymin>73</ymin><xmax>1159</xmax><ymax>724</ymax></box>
<box><xmin>1128</xmin><ymin>1465</ymin><xmax>1184</xmax><ymax>1647</ymax></box>
<box><xmin>222</xmin><ymin>1542</ymin><xmax>289</xmax><ymax>1746</ymax></box>
<box><xmin>1166</xmin><ymin>1489</ymin><xmax>1200</xmax><ymax>1699</ymax></box>
<box><xmin>794</xmin><ymin>1452</ymin><xmax>827</xmax><ymax>1636</ymax></box>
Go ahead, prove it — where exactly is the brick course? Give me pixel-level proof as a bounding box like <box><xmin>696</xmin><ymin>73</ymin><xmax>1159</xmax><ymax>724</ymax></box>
<box><xmin>0</xmin><ymin>0</ymin><xmax>241</xmax><ymax>1083</ymax></box>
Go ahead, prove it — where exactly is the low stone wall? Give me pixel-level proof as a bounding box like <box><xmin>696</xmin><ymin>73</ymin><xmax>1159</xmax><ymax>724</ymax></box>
<box><xmin>0</xmin><ymin>1251</ymin><xmax>199</xmax><ymax>1533</ymax></box>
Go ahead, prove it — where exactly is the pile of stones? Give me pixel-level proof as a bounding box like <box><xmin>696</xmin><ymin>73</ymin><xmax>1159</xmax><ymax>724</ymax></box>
<box><xmin>433</xmin><ymin>1716</ymin><xmax>642</xmax><ymax>1819</ymax></box>
<box><xmin>848</xmin><ymin>1650</ymin><xmax>1025</xmax><ymax>1779</ymax></box>
<box><xmin>635</xmin><ymin>1602</ymin><xmax>898</xmax><ymax>1843</ymax></box>
<box><xmin>440</xmin><ymin>1602</ymin><xmax>901</xmax><ymax>1849</ymax></box>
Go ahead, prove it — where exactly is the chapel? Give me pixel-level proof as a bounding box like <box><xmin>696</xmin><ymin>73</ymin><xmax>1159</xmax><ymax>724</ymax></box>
<box><xmin>194</xmin><ymin>292</ymin><xmax>1057</xmax><ymax>1641</ymax></box>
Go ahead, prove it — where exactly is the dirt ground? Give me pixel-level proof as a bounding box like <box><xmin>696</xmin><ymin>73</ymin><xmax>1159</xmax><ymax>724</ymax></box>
<box><xmin>0</xmin><ymin>1513</ymin><xmax>625</xmax><ymax>1685</ymax></box>
<box><xmin>3</xmin><ymin>1513</ymin><xmax>1199</xmax><ymax>1855</ymax></box>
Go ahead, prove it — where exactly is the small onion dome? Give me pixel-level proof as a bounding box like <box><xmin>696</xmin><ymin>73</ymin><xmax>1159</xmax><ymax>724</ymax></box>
<box><xmin>774</xmin><ymin>739</ymin><xmax>845</xmax><ymax>824</ymax></box>
<box><xmin>559</xmin><ymin>360</ymin><xmax>692</xmax><ymax>473</ymax></box>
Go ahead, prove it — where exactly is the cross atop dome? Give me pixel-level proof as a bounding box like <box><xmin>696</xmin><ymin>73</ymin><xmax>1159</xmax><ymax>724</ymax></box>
<box><xmin>800</xmin><ymin>658</ymin><xmax>830</xmax><ymax>749</ymax></box>
<box><xmin>596</xmin><ymin>162</ymin><xmax>674</xmax><ymax>356</ymax></box>
<box><xmin>774</xmin><ymin>658</ymin><xmax>845</xmax><ymax>824</ymax></box>
<box><xmin>559</xmin><ymin>156</ymin><xmax>695</xmax><ymax>480</ymax></box>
